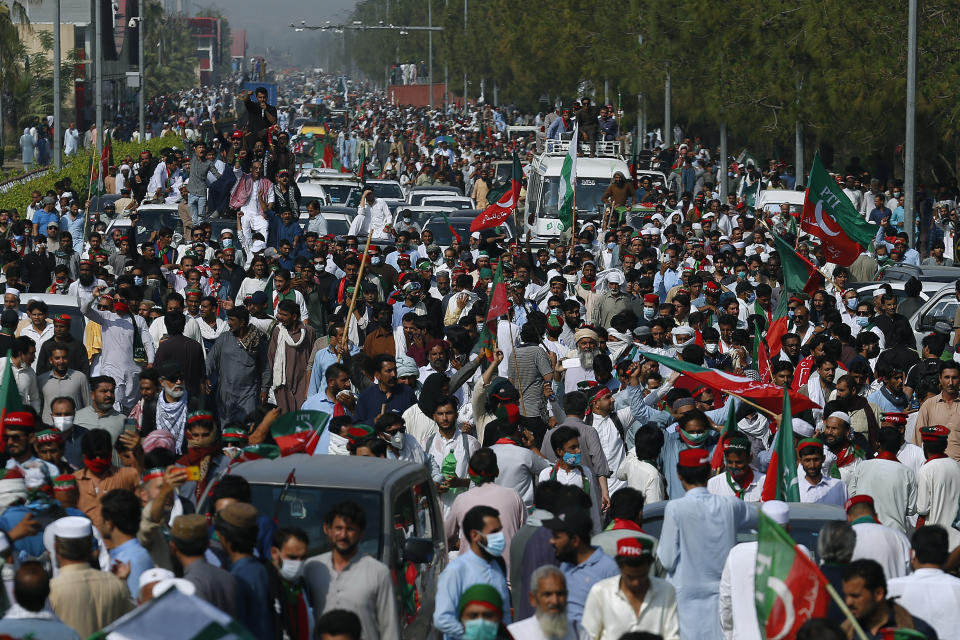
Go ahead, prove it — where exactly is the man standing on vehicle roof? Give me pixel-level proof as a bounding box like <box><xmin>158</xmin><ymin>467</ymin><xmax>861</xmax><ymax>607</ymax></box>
<box><xmin>348</xmin><ymin>190</ymin><xmax>392</xmax><ymax>241</ymax></box>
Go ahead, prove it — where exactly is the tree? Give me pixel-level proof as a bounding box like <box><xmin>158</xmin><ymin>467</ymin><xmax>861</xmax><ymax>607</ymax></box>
<box><xmin>142</xmin><ymin>0</ymin><xmax>195</xmax><ymax>97</ymax></box>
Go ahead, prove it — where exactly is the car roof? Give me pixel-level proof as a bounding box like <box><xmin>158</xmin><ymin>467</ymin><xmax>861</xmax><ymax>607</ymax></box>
<box><xmin>757</xmin><ymin>190</ymin><xmax>806</xmax><ymax>206</ymax></box>
<box><xmin>136</xmin><ymin>204</ymin><xmax>180</xmax><ymax>211</ymax></box>
<box><xmin>532</xmin><ymin>155</ymin><xmax>630</xmax><ymax>177</ymax></box>
<box><xmin>883</xmin><ymin>264</ymin><xmax>960</xmax><ymax>283</ymax></box>
<box><xmin>20</xmin><ymin>293</ymin><xmax>81</xmax><ymax>307</ymax></box>
<box><xmin>318</xmin><ymin>206</ymin><xmax>355</xmax><ymax>214</ymax></box>
<box><xmin>409</xmin><ymin>185</ymin><xmax>461</xmax><ymax>192</ymax></box>
<box><xmin>232</xmin><ymin>454</ymin><xmax>427</xmax><ymax>491</ymax></box>
<box><xmin>641</xmin><ymin>499</ymin><xmax>845</xmax><ymax>522</ymax></box>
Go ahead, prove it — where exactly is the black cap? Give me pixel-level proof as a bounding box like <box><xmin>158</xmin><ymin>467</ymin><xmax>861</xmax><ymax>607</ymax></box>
<box><xmin>543</xmin><ymin>507</ymin><xmax>592</xmax><ymax>535</ymax></box>
<box><xmin>156</xmin><ymin>360</ymin><xmax>183</xmax><ymax>381</ymax></box>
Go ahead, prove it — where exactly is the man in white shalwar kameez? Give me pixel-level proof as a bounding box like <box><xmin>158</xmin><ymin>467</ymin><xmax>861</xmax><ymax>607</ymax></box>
<box><xmin>80</xmin><ymin>287</ymin><xmax>155</xmax><ymax>412</ymax></box>
<box><xmin>656</xmin><ymin>448</ymin><xmax>751</xmax><ymax>640</ymax></box>
<box><xmin>846</xmin><ymin>494</ymin><xmax>912</xmax><ymax>579</ymax></box>
<box><xmin>915</xmin><ymin>425</ymin><xmax>960</xmax><ymax>550</ymax></box>
<box><xmin>888</xmin><ymin>524</ymin><xmax>960</xmax><ymax>640</ymax></box>
<box><xmin>847</xmin><ymin>426</ymin><xmax>917</xmax><ymax>535</ymax></box>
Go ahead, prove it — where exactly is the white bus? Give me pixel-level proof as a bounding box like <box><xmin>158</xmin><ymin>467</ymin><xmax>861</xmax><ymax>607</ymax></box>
<box><xmin>523</xmin><ymin>139</ymin><xmax>630</xmax><ymax>243</ymax></box>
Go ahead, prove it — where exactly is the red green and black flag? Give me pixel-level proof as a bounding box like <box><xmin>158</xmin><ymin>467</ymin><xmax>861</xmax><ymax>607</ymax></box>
<box><xmin>271</xmin><ymin>411</ymin><xmax>331</xmax><ymax>456</ymax></box>
<box><xmin>800</xmin><ymin>152</ymin><xmax>877</xmax><ymax>266</ymax></box>
<box><xmin>755</xmin><ymin>510</ymin><xmax>830</xmax><ymax>638</ymax></box>
<box><xmin>711</xmin><ymin>400</ymin><xmax>739</xmax><ymax>472</ymax></box>
<box><xmin>760</xmin><ymin>388</ymin><xmax>800</xmax><ymax>501</ymax></box>
<box><xmin>0</xmin><ymin>351</ymin><xmax>23</xmax><ymax>453</ymax></box>
<box><xmin>471</xmin><ymin>151</ymin><xmax>522</xmax><ymax>232</ymax></box>
<box><xmin>476</xmin><ymin>261</ymin><xmax>509</xmax><ymax>358</ymax></box>
<box><xmin>767</xmin><ymin>233</ymin><xmax>823</xmax><ymax>356</ymax></box>
<box><xmin>233</xmin><ymin>444</ymin><xmax>281</xmax><ymax>463</ymax></box>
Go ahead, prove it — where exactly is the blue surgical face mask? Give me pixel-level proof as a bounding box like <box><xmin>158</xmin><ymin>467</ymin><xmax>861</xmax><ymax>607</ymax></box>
<box><xmin>480</xmin><ymin>531</ymin><xmax>506</xmax><ymax>557</ymax></box>
<box><xmin>856</xmin><ymin>316</ymin><xmax>869</xmax><ymax>327</ymax></box>
<box><xmin>846</xmin><ymin>297</ymin><xmax>859</xmax><ymax>311</ymax></box>
<box><xmin>371</xmin><ymin>256</ymin><xmax>381</xmax><ymax>265</ymax></box>
<box><xmin>643</xmin><ymin>307</ymin><xmax>655</xmax><ymax>319</ymax></box>
<box><xmin>133</xmin><ymin>276</ymin><xmax>144</xmax><ymax>286</ymax></box>
<box><xmin>748</xmin><ymin>293</ymin><xmax>757</xmax><ymax>304</ymax></box>
<box><xmin>563</xmin><ymin>452</ymin><xmax>581</xmax><ymax>467</ymax></box>
<box><xmin>463</xmin><ymin>619</ymin><xmax>499</xmax><ymax>640</ymax></box>
<box><xmin>222</xmin><ymin>238</ymin><xmax>233</xmax><ymax>248</ymax></box>
<box><xmin>736</xmin><ymin>271</ymin><xmax>747</xmax><ymax>280</ymax></box>
<box><xmin>607</xmin><ymin>242</ymin><xmax>617</xmax><ymax>251</ymax></box>
<box><xmin>788</xmin><ymin>310</ymin><xmax>795</xmax><ymax>319</ymax></box>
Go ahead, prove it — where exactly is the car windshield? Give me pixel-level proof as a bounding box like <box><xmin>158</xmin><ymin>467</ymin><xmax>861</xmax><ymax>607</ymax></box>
<box><xmin>538</xmin><ymin>176</ymin><xmax>612</xmax><ymax>217</ymax></box>
<box><xmin>323</xmin><ymin>184</ymin><xmax>359</xmax><ymax>204</ymax></box>
<box><xmin>131</xmin><ymin>209</ymin><xmax>182</xmax><ymax>242</ymax></box>
<box><xmin>410</xmin><ymin>190</ymin><xmax>458</xmax><ymax>206</ymax></box>
<box><xmin>325</xmin><ymin>217</ymin><xmax>351</xmax><ymax>236</ymax></box>
<box><xmin>421</xmin><ymin>199</ymin><xmax>472</xmax><ymax>210</ymax></box>
<box><xmin>249</xmin><ymin>484</ymin><xmax>382</xmax><ymax>559</ymax></box>
<box><xmin>19</xmin><ymin>303</ymin><xmax>84</xmax><ymax>341</ymax></box>
<box><xmin>369</xmin><ymin>183</ymin><xmax>404</xmax><ymax>200</ymax></box>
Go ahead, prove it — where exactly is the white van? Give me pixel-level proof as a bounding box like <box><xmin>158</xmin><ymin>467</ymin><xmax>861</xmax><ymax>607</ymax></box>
<box><xmin>756</xmin><ymin>189</ymin><xmax>806</xmax><ymax>216</ymax></box>
<box><xmin>523</xmin><ymin>140</ymin><xmax>630</xmax><ymax>243</ymax></box>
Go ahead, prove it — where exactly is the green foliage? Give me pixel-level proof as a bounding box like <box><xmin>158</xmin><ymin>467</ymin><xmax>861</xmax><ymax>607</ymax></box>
<box><xmin>347</xmin><ymin>0</ymin><xmax>960</xmax><ymax>180</ymax></box>
<box><xmin>142</xmin><ymin>0</ymin><xmax>196</xmax><ymax>97</ymax></box>
<box><xmin>0</xmin><ymin>136</ymin><xmax>172</xmax><ymax>212</ymax></box>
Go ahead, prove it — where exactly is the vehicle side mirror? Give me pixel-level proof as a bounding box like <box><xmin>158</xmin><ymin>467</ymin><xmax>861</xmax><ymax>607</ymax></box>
<box><xmin>918</xmin><ymin>316</ymin><xmax>935</xmax><ymax>332</ymax></box>
<box><xmin>403</xmin><ymin>537</ymin><xmax>434</xmax><ymax>564</ymax></box>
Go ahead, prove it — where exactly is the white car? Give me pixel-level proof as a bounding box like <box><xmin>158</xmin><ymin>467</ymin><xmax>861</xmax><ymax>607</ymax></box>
<box><xmin>756</xmin><ymin>189</ymin><xmax>806</xmax><ymax>216</ymax></box>
<box><xmin>365</xmin><ymin>179</ymin><xmax>406</xmax><ymax>203</ymax></box>
<box><xmin>420</xmin><ymin>196</ymin><xmax>474</xmax><ymax>210</ymax></box>
<box><xmin>105</xmin><ymin>203</ymin><xmax>184</xmax><ymax>244</ymax></box>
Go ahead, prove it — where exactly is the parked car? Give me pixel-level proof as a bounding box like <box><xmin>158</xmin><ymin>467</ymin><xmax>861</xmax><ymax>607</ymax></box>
<box><xmin>105</xmin><ymin>204</ymin><xmax>184</xmax><ymax>244</ymax></box>
<box><xmin>406</xmin><ymin>185</ymin><xmax>463</xmax><ymax>206</ymax></box>
<box><xmin>882</xmin><ymin>264</ymin><xmax>960</xmax><ymax>284</ymax></box>
<box><xmin>234</xmin><ymin>455</ymin><xmax>446</xmax><ymax>639</ymax></box>
<box><xmin>909</xmin><ymin>283</ymin><xmax>960</xmax><ymax>350</ymax></box>
<box><xmin>17</xmin><ymin>293</ymin><xmax>85</xmax><ymax>342</ymax></box>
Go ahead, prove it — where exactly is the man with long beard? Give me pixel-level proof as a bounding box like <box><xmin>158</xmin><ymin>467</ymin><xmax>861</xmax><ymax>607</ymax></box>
<box><xmin>558</xmin><ymin>327</ymin><xmax>601</xmax><ymax>394</ymax></box>
<box><xmin>205</xmin><ymin>307</ymin><xmax>271</xmax><ymax>425</ymax></box>
<box><xmin>508</xmin><ymin>566</ymin><xmax>577</xmax><ymax>640</ymax></box>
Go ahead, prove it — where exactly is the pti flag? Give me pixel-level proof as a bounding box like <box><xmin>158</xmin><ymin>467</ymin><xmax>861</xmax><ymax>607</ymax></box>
<box><xmin>232</xmin><ymin>444</ymin><xmax>281</xmax><ymax>463</ymax></box>
<box><xmin>0</xmin><ymin>352</ymin><xmax>23</xmax><ymax>453</ymax></box>
<box><xmin>801</xmin><ymin>152</ymin><xmax>876</xmax><ymax>266</ymax></box>
<box><xmin>761</xmin><ymin>388</ymin><xmax>800</xmax><ymax>501</ymax></box>
<box><xmin>755</xmin><ymin>510</ymin><xmax>830</xmax><ymax>639</ymax></box>
<box><xmin>470</xmin><ymin>151</ymin><xmax>522</xmax><ymax>232</ymax></box>
<box><xmin>271</xmin><ymin>411</ymin><xmax>330</xmax><ymax>455</ymax></box>
<box><xmin>558</xmin><ymin>124</ymin><xmax>579</xmax><ymax>232</ymax></box>
<box><xmin>767</xmin><ymin>234</ymin><xmax>824</xmax><ymax>356</ymax></box>
<box><xmin>638</xmin><ymin>350</ymin><xmax>821</xmax><ymax>415</ymax></box>
<box><xmin>711</xmin><ymin>400</ymin><xmax>739</xmax><ymax>472</ymax></box>
<box><xmin>476</xmin><ymin>260</ymin><xmax>509</xmax><ymax>357</ymax></box>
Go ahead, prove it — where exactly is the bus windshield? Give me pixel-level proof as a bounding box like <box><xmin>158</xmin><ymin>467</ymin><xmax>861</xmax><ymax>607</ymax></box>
<box><xmin>536</xmin><ymin>176</ymin><xmax>611</xmax><ymax>218</ymax></box>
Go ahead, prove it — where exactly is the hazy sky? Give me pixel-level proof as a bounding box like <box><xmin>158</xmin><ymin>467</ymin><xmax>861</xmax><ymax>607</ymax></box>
<box><xmin>198</xmin><ymin>0</ymin><xmax>357</xmax><ymax>65</ymax></box>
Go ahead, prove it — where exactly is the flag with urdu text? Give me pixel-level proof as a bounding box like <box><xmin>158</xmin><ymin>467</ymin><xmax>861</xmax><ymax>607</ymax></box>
<box><xmin>471</xmin><ymin>151</ymin><xmax>522</xmax><ymax>232</ymax></box>
<box><xmin>271</xmin><ymin>411</ymin><xmax>330</xmax><ymax>456</ymax></box>
<box><xmin>0</xmin><ymin>352</ymin><xmax>23</xmax><ymax>453</ymax></box>
<box><xmin>761</xmin><ymin>388</ymin><xmax>800</xmax><ymax>501</ymax></box>
<box><xmin>767</xmin><ymin>234</ymin><xmax>824</xmax><ymax>356</ymax></box>
<box><xmin>639</xmin><ymin>350</ymin><xmax>820</xmax><ymax>415</ymax></box>
<box><xmin>558</xmin><ymin>123</ymin><xmax>579</xmax><ymax>232</ymax></box>
<box><xmin>233</xmin><ymin>444</ymin><xmax>281</xmax><ymax>463</ymax></box>
<box><xmin>755</xmin><ymin>511</ymin><xmax>830</xmax><ymax>639</ymax></box>
<box><xmin>476</xmin><ymin>260</ymin><xmax>509</xmax><ymax>357</ymax></box>
<box><xmin>800</xmin><ymin>152</ymin><xmax>877</xmax><ymax>266</ymax></box>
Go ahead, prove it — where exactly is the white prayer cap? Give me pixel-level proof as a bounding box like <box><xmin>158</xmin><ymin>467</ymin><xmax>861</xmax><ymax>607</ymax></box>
<box><xmin>139</xmin><ymin>568</ymin><xmax>175</xmax><ymax>594</ymax></box>
<box><xmin>50</xmin><ymin>516</ymin><xmax>91</xmax><ymax>539</ymax></box>
<box><xmin>250</xmin><ymin>239</ymin><xmax>266</xmax><ymax>253</ymax></box>
<box><xmin>827</xmin><ymin>411</ymin><xmax>851</xmax><ymax>425</ymax></box>
<box><xmin>761</xmin><ymin>500</ymin><xmax>790</xmax><ymax>526</ymax></box>
<box><xmin>733</xmin><ymin>242</ymin><xmax>746</xmax><ymax>250</ymax></box>
<box><xmin>152</xmin><ymin>577</ymin><xmax>197</xmax><ymax>598</ymax></box>
<box><xmin>3</xmin><ymin>288</ymin><xmax>20</xmax><ymax>298</ymax></box>
<box><xmin>671</xmin><ymin>326</ymin><xmax>695</xmax><ymax>337</ymax></box>
<box><xmin>792</xmin><ymin>419</ymin><xmax>815</xmax><ymax>438</ymax></box>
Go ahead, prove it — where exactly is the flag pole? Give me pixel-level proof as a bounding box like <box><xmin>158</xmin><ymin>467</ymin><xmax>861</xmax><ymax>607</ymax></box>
<box><xmin>824</xmin><ymin>583</ymin><xmax>870</xmax><ymax>640</ymax></box>
<box><xmin>339</xmin><ymin>227</ymin><xmax>374</xmax><ymax>361</ymax></box>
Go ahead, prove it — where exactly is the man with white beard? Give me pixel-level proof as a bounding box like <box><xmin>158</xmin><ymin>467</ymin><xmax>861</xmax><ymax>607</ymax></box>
<box><xmin>507</xmin><ymin>566</ymin><xmax>577</xmax><ymax>640</ymax></box>
<box><xmin>558</xmin><ymin>327</ymin><xmax>601</xmax><ymax>393</ymax></box>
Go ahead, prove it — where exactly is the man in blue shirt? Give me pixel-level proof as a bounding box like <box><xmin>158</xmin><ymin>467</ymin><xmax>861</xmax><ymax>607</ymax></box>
<box><xmin>31</xmin><ymin>196</ymin><xmax>60</xmax><ymax>238</ymax></box>
<box><xmin>60</xmin><ymin>202</ymin><xmax>85</xmax><ymax>253</ymax></box>
<box><xmin>302</xmin><ymin>363</ymin><xmax>355</xmax><ymax>454</ymax></box>
<box><xmin>434</xmin><ymin>505</ymin><xmax>511</xmax><ymax>639</ymax></box>
<box><xmin>268</xmin><ymin>208</ymin><xmax>304</xmax><ymax>251</ymax></box>
<box><xmin>353</xmin><ymin>354</ymin><xmax>417</xmax><ymax>424</ymax></box>
<box><xmin>100</xmin><ymin>488</ymin><xmax>154</xmax><ymax>599</ymax></box>
<box><xmin>215</xmin><ymin>501</ymin><xmax>276</xmax><ymax>639</ymax></box>
<box><xmin>307</xmin><ymin>324</ymin><xmax>358</xmax><ymax>397</ymax></box>
<box><xmin>545</xmin><ymin>506</ymin><xmax>619</xmax><ymax>626</ymax></box>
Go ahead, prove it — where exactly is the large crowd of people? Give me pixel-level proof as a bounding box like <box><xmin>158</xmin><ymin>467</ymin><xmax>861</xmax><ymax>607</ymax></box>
<box><xmin>0</xmin><ymin>70</ymin><xmax>957</xmax><ymax>640</ymax></box>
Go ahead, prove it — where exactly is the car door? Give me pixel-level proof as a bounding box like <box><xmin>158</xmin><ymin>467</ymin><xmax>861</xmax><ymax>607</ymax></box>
<box><xmin>388</xmin><ymin>480</ymin><xmax>443</xmax><ymax>639</ymax></box>
<box><xmin>912</xmin><ymin>288</ymin><xmax>959</xmax><ymax>349</ymax></box>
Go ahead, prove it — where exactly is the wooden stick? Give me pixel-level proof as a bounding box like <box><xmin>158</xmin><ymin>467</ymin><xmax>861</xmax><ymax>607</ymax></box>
<box><xmin>824</xmin><ymin>583</ymin><xmax>870</xmax><ymax>640</ymax></box>
<box><xmin>339</xmin><ymin>225</ymin><xmax>374</xmax><ymax>361</ymax></box>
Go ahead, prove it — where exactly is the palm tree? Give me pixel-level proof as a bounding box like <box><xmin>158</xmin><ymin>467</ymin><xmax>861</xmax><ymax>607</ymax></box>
<box><xmin>0</xmin><ymin>2</ymin><xmax>29</xmax><ymax>165</ymax></box>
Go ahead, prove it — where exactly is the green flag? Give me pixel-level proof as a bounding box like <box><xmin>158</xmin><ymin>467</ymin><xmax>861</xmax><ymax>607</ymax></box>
<box><xmin>271</xmin><ymin>411</ymin><xmax>330</xmax><ymax>455</ymax></box>
<box><xmin>800</xmin><ymin>152</ymin><xmax>878</xmax><ymax>265</ymax></box>
<box><xmin>475</xmin><ymin>260</ymin><xmax>508</xmax><ymax>357</ymax></box>
<box><xmin>235</xmin><ymin>444</ymin><xmax>281</xmax><ymax>462</ymax></box>
<box><xmin>0</xmin><ymin>351</ymin><xmax>23</xmax><ymax>452</ymax></box>
<box><xmin>760</xmin><ymin>388</ymin><xmax>800</xmax><ymax>502</ymax></box>
<box><xmin>741</xmin><ymin>179</ymin><xmax>761</xmax><ymax>208</ymax></box>
<box><xmin>558</xmin><ymin>124</ymin><xmax>579</xmax><ymax>232</ymax></box>
<box><xmin>755</xmin><ymin>511</ymin><xmax>830</xmax><ymax>638</ymax></box>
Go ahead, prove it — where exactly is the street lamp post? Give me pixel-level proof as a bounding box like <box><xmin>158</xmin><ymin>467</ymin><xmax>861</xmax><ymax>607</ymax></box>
<box><xmin>905</xmin><ymin>0</ymin><xmax>917</xmax><ymax>248</ymax></box>
<box><xmin>428</xmin><ymin>0</ymin><xmax>433</xmax><ymax>110</ymax></box>
<box><xmin>139</xmin><ymin>0</ymin><xmax>145</xmax><ymax>142</ymax></box>
<box><xmin>53</xmin><ymin>0</ymin><xmax>61</xmax><ymax>169</ymax></box>
<box><xmin>95</xmin><ymin>0</ymin><xmax>103</xmax><ymax>153</ymax></box>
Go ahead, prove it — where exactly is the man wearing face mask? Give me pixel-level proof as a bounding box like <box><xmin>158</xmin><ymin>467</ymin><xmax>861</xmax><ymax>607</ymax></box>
<box><xmin>49</xmin><ymin>397</ymin><xmax>86</xmax><ymax>469</ymax></box>
<box><xmin>38</xmin><ymin>344</ymin><xmax>90</xmax><ymax>424</ymax></box>
<box><xmin>434</xmin><ymin>505</ymin><xmax>511</xmax><ymax>639</ymax></box>
<box><xmin>268</xmin><ymin>527</ymin><xmax>311</xmax><ymax>640</ymax></box>
<box><xmin>75</xmin><ymin>428</ymin><xmax>139</xmax><ymax>531</ymax></box>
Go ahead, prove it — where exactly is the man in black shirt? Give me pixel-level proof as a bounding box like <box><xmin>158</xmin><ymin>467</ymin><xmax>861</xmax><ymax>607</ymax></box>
<box><xmin>239</xmin><ymin>87</ymin><xmax>277</xmax><ymax>152</ymax></box>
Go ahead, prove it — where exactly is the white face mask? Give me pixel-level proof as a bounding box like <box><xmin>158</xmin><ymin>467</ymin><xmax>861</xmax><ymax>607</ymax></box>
<box><xmin>278</xmin><ymin>558</ymin><xmax>304</xmax><ymax>582</ymax></box>
<box><xmin>329</xmin><ymin>433</ymin><xmax>350</xmax><ymax>455</ymax></box>
<box><xmin>705</xmin><ymin>343</ymin><xmax>719</xmax><ymax>354</ymax></box>
<box><xmin>52</xmin><ymin>415</ymin><xmax>74</xmax><ymax>432</ymax></box>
